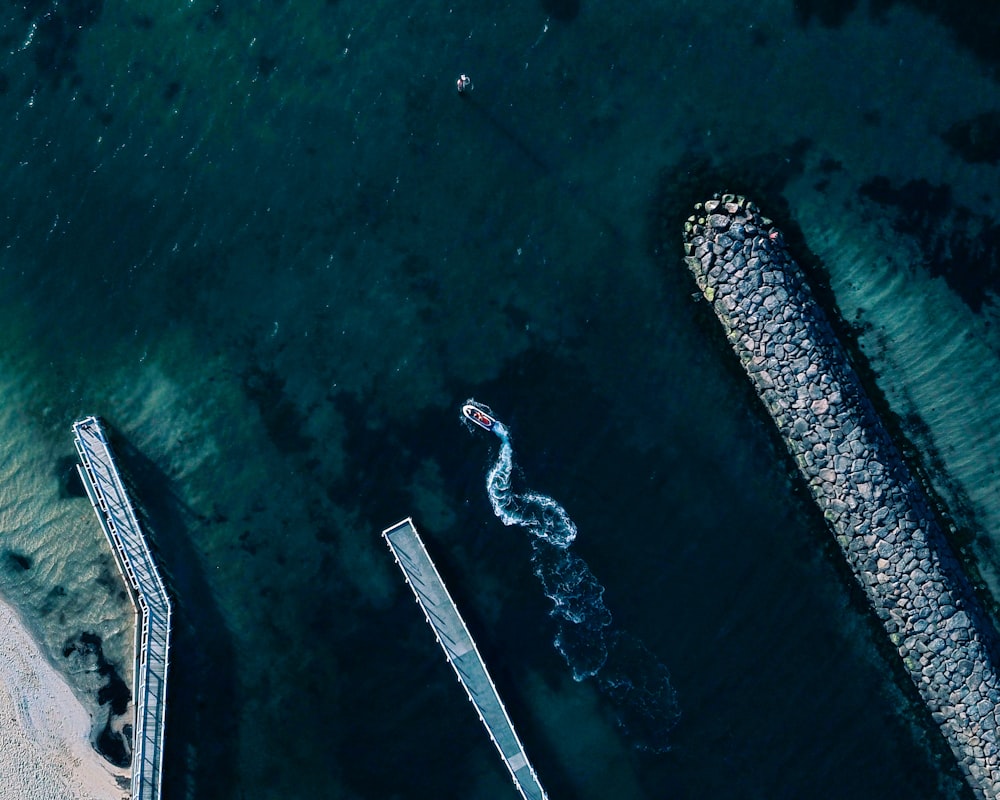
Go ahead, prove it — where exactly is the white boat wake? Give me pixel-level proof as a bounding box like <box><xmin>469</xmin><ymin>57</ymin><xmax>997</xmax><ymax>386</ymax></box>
<box><xmin>463</xmin><ymin>399</ymin><xmax>681</xmax><ymax>752</ymax></box>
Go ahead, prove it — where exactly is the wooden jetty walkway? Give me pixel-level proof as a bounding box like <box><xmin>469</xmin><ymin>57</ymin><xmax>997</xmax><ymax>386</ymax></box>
<box><xmin>382</xmin><ymin>518</ymin><xmax>548</xmax><ymax>800</ymax></box>
<box><xmin>73</xmin><ymin>416</ymin><xmax>171</xmax><ymax>800</ymax></box>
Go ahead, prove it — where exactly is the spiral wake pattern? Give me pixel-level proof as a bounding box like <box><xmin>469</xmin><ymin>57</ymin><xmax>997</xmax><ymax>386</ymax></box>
<box><xmin>464</xmin><ymin>400</ymin><xmax>680</xmax><ymax>752</ymax></box>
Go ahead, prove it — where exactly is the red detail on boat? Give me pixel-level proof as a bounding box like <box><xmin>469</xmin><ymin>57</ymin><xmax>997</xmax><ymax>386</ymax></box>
<box><xmin>463</xmin><ymin>404</ymin><xmax>497</xmax><ymax>431</ymax></box>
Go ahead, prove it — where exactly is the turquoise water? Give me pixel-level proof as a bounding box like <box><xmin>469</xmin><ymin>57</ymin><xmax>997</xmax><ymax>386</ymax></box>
<box><xmin>1</xmin><ymin>1</ymin><xmax>999</xmax><ymax>797</ymax></box>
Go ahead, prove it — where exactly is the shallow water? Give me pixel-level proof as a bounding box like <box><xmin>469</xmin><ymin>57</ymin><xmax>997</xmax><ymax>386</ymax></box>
<box><xmin>1</xmin><ymin>1</ymin><xmax>999</xmax><ymax>798</ymax></box>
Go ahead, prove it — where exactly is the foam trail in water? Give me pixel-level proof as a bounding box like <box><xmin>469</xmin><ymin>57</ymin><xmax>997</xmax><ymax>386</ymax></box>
<box><xmin>486</xmin><ymin>420</ymin><xmax>577</xmax><ymax>548</ymax></box>
<box><xmin>464</xmin><ymin>399</ymin><xmax>680</xmax><ymax>752</ymax></box>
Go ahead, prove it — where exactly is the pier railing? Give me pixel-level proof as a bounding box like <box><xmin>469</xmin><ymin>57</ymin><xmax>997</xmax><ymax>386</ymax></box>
<box><xmin>73</xmin><ymin>416</ymin><xmax>171</xmax><ymax>800</ymax></box>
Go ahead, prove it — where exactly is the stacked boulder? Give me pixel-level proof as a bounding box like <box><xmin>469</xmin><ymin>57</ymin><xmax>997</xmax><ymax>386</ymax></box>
<box><xmin>683</xmin><ymin>194</ymin><xmax>1000</xmax><ymax>798</ymax></box>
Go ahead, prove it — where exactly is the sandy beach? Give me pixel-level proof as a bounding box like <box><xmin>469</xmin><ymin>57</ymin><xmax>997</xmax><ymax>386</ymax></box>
<box><xmin>0</xmin><ymin>598</ymin><xmax>128</xmax><ymax>800</ymax></box>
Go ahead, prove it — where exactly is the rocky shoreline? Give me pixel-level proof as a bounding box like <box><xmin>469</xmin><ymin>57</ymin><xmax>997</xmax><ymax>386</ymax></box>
<box><xmin>682</xmin><ymin>194</ymin><xmax>1000</xmax><ymax>798</ymax></box>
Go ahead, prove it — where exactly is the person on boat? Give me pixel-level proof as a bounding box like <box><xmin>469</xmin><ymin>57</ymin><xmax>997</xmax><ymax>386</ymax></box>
<box><xmin>456</xmin><ymin>74</ymin><xmax>473</xmax><ymax>94</ymax></box>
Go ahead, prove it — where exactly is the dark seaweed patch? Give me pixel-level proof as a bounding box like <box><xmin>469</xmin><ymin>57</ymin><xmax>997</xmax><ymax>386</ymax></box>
<box><xmin>4</xmin><ymin>550</ymin><xmax>32</xmax><ymax>571</ymax></box>
<box><xmin>241</xmin><ymin>365</ymin><xmax>315</xmax><ymax>455</ymax></box>
<box><xmin>63</xmin><ymin>631</ymin><xmax>132</xmax><ymax>766</ymax></box>
<box><xmin>256</xmin><ymin>55</ymin><xmax>277</xmax><ymax>80</ymax></box>
<box><xmin>645</xmin><ymin>140</ymin><xmax>813</xmax><ymax>275</ymax></box>
<box><xmin>540</xmin><ymin>0</ymin><xmax>581</xmax><ymax>23</ymax></box>
<box><xmin>96</xmin><ymin>722</ymin><xmax>129</xmax><ymax>766</ymax></box>
<box><xmin>860</xmin><ymin>176</ymin><xmax>1000</xmax><ymax>312</ymax></box>
<box><xmin>64</xmin><ymin>0</ymin><xmax>102</xmax><ymax>27</ymax></box>
<box><xmin>206</xmin><ymin>2</ymin><xmax>226</xmax><ymax>25</ymax></box>
<box><xmin>15</xmin><ymin>0</ymin><xmax>103</xmax><ymax>85</ymax></box>
<box><xmin>39</xmin><ymin>584</ymin><xmax>68</xmax><ymax>616</ymax></box>
<box><xmin>862</xmin><ymin>109</ymin><xmax>882</xmax><ymax>126</ymax></box>
<box><xmin>793</xmin><ymin>0</ymin><xmax>860</xmax><ymax>27</ymax></box>
<box><xmin>871</xmin><ymin>0</ymin><xmax>1000</xmax><ymax>80</ymax></box>
<box><xmin>942</xmin><ymin>111</ymin><xmax>1000</xmax><ymax>165</ymax></box>
<box><xmin>819</xmin><ymin>157</ymin><xmax>844</xmax><ymax>174</ymax></box>
<box><xmin>64</xmin><ymin>632</ymin><xmax>130</xmax><ymax>713</ymax></box>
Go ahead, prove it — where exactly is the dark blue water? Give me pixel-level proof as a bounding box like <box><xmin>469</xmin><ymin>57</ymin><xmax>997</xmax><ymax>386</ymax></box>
<box><xmin>468</xmin><ymin>400</ymin><xmax>681</xmax><ymax>752</ymax></box>
<box><xmin>1</xmin><ymin>1</ymin><xmax>999</xmax><ymax>798</ymax></box>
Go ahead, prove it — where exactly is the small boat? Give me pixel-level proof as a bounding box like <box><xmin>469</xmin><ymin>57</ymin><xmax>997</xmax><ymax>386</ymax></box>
<box><xmin>463</xmin><ymin>404</ymin><xmax>497</xmax><ymax>431</ymax></box>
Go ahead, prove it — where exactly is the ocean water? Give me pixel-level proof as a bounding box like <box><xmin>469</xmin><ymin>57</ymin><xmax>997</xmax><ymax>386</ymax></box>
<box><xmin>1</xmin><ymin>1</ymin><xmax>999</xmax><ymax>798</ymax></box>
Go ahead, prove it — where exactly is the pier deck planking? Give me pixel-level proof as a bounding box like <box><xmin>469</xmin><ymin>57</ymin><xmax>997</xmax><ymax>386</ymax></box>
<box><xmin>383</xmin><ymin>518</ymin><xmax>547</xmax><ymax>800</ymax></box>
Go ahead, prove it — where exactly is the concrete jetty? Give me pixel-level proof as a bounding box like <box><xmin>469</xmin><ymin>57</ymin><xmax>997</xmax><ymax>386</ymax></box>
<box><xmin>383</xmin><ymin>518</ymin><xmax>548</xmax><ymax>800</ymax></box>
<box><xmin>73</xmin><ymin>416</ymin><xmax>171</xmax><ymax>800</ymax></box>
<box><xmin>682</xmin><ymin>195</ymin><xmax>1000</xmax><ymax>798</ymax></box>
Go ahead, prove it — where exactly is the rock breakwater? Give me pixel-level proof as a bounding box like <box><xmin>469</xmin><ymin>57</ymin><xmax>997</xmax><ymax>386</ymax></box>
<box><xmin>683</xmin><ymin>194</ymin><xmax>1000</xmax><ymax>798</ymax></box>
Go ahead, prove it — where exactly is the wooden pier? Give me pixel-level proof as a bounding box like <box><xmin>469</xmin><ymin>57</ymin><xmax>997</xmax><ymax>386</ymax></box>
<box><xmin>382</xmin><ymin>518</ymin><xmax>547</xmax><ymax>800</ymax></box>
<box><xmin>73</xmin><ymin>416</ymin><xmax>171</xmax><ymax>800</ymax></box>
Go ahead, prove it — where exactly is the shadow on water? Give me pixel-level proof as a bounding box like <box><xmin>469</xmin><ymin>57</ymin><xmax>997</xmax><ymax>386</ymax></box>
<box><xmin>57</xmin><ymin>454</ymin><xmax>88</xmax><ymax>499</ymax></box>
<box><xmin>103</xmin><ymin>422</ymin><xmax>241</xmax><ymax>800</ymax></box>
